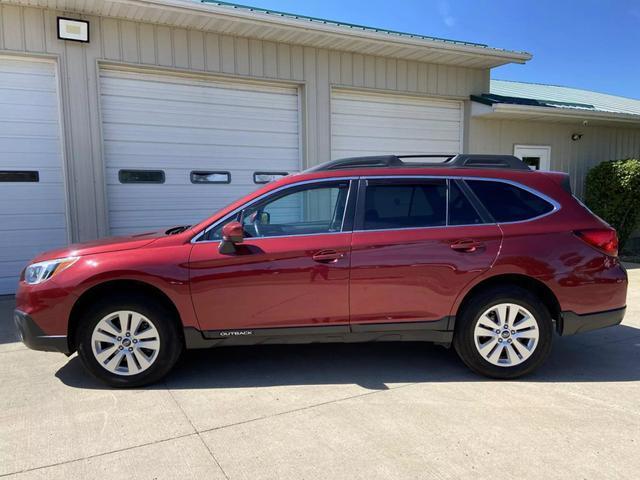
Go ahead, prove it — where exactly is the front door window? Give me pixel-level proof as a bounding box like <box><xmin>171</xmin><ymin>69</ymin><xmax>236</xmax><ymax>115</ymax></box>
<box><xmin>203</xmin><ymin>181</ymin><xmax>350</xmax><ymax>241</ymax></box>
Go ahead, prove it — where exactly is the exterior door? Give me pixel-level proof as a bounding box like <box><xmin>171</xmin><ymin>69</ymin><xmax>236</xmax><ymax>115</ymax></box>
<box><xmin>349</xmin><ymin>178</ymin><xmax>502</xmax><ymax>326</ymax></box>
<box><xmin>514</xmin><ymin>145</ymin><xmax>551</xmax><ymax>171</ymax></box>
<box><xmin>189</xmin><ymin>180</ymin><xmax>354</xmax><ymax>332</ymax></box>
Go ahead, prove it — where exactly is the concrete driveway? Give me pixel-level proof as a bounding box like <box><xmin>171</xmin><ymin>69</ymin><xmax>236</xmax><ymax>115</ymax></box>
<box><xmin>1</xmin><ymin>267</ymin><xmax>639</xmax><ymax>479</ymax></box>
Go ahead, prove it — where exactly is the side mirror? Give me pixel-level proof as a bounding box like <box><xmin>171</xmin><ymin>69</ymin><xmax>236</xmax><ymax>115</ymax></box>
<box><xmin>219</xmin><ymin>221</ymin><xmax>243</xmax><ymax>254</ymax></box>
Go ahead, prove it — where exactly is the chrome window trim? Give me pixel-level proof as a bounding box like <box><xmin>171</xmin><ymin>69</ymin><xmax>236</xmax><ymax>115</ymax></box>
<box><xmin>191</xmin><ymin>174</ymin><xmax>560</xmax><ymax>242</ymax></box>
<box><xmin>445</xmin><ymin>178</ymin><xmax>450</xmax><ymax>227</ymax></box>
<box><xmin>339</xmin><ymin>178</ymin><xmax>353</xmax><ymax>232</ymax></box>
<box><xmin>191</xmin><ymin>177</ymin><xmax>358</xmax><ymax>243</ymax></box>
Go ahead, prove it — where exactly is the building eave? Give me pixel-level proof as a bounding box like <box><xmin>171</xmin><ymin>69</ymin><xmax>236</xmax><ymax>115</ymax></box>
<box><xmin>5</xmin><ymin>0</ymin><xmax>532</xmax><ymax>68</ymax></box>
<box><xmin>471</xmin><ymin>100</ymin><xmax>640</xmax><ymax>127</ymax></box>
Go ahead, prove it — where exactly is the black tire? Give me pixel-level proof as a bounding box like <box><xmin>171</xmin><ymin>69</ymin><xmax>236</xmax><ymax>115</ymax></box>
<box><xmin>76</xmin><ymin>294</ymin><xmax>183</xmax><ymax>387</ymax></box>
<box><xmin>453</xmin><ymin>285</ymin><xmax>553</xmax><ymax>379</ymax></box>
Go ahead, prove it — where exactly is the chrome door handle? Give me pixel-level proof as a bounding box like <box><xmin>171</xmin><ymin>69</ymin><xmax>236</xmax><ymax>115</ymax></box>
<box><xmin>312</xmin><ymin>250</ymin><xmax>344</xmax><ymax>263</ymax></box>
<box><xmin>450</xmin><ymin>239</ymin><xmax>483</xmax><ymax>253</ymax></box>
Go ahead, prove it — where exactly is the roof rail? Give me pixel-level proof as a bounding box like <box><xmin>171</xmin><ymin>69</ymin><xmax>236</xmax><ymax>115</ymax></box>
<box><xmin>305</xmin><ymin>154</ymin><xmax>530</xmax><ymax>172</ymax></box>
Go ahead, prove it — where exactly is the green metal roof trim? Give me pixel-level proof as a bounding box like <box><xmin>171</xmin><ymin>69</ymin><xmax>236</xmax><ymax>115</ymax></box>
<box><xmin>200</xmin><ymin>0</ymin><xmax>525</xmax><ymax>53</ymax></box>
<box><xmin>471</xmin><ymin>93</ymin><xmax>597</xmax><ymax>111</ymax></box>
<box><xmin>488</xmin><ymin>79</ymin><xmax>640</xmax><ymax>117</ymax></box>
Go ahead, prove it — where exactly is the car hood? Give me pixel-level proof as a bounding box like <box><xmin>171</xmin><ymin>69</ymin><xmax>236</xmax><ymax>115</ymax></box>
<box><xmin>31</xmin><ymin>231</ymin><xmax>164</xmax><ymax>262</ymax></box>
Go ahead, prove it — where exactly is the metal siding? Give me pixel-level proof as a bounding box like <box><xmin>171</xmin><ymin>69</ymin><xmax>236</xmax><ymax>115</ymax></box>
<box><xmin>0</xmin><ymin>56</ymin><xmax>68</xmax><ymax>294</ymax></box>
<box><xmin>99</xmin><ymin>67</ymin><xmax>301</xmax><ymax>235</ymax></box>
<box><xmin>331</xmin><ymin>89</ymin><xmax>463</xmax><ymax>159</ymax></box>
<box><xmin>470</xmin><ymin>118</ymin><xmax>640</xmax><ymax>197</ymax></box>
<box><xmin>4</xmin><ymin>5</ymin><xmax>487</xmax><ymax>242</ymax></box>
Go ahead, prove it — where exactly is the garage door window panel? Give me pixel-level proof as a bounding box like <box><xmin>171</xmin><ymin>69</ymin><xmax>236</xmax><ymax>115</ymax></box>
<box><xmin>118</xmin><ymin>170</ymin><xmax>165</xmax><ymax>184</ymax></box>
<box><xmin>254</xmin><ymin>172</ymin><xmax>289</xmax><ymax>184</ymax></box>
<box><xmin>190</xmin><ymin>171</ymin><xmax>231</xmax><ymax>184</ymax></box>
<box><xmin>0</xmin><ymin>171</ymin><xmax>39</xmax><ymax>182</ymax></box>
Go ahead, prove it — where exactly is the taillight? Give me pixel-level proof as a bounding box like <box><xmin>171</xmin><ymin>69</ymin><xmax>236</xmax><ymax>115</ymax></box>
<box><xmin>574</xmin><ymin>228</ymin><xmax>618</xmax><ymax>257</ymax></box>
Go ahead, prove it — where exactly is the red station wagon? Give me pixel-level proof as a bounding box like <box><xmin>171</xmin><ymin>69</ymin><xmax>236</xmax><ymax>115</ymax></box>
<box><xmin>15</xmin><ymin>154</ymin><xmax>628</xmax><ymax>387</ymax></box>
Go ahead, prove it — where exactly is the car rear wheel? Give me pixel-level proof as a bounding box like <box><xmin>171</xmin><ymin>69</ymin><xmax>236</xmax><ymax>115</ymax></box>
<box><xmin>454</xmin><ymin>286</ymin><xmax>553</xmax><ymax>379</ymax></box>
<box><xmin>76</xmin><ymin>296</ymin><xmax>183</xmax><ymax>387</ymax></box>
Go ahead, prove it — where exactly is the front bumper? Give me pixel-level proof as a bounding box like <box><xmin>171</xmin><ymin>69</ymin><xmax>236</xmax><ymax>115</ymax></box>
<box><xmin>560</xmin><ymin>306</ymin><xmax>626</xmax><ymax>336</ymax></box>
<box><xmin>14</xmin><ymin>310</ymin><xmax>70</xmax><ymax>354</ymax></box>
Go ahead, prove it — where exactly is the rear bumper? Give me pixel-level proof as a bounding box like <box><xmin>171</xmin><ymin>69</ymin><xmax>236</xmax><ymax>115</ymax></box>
<box><xmin>560</xmin><ymin>307</ymin><xmax>626</xmax><ymax>336</ymax></box>
<box><xmin>14</xmin><ymin>310</ymin><xmax>70</xmax><ymax>354</ymax></box>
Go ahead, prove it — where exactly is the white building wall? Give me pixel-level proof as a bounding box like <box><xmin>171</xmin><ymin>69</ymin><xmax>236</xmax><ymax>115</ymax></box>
<box><xmin>470</xmin><ymin>117</ymin><xmax>640</xmax><ymax>198</ymax></box>
<box><xmin>0</xmin><ymin>4</ymin><xmax>489</xmax><ymax>242</ymax></box>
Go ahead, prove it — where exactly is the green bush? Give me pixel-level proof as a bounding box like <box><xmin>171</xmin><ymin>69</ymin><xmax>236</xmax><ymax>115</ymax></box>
<box><xmin>584</xmin><ymin>158</ymin><xmax>640</xmax><ymax>251</ymax></box>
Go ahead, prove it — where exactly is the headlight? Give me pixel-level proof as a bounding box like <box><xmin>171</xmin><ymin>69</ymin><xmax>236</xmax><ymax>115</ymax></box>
<box><xmin>23</xmin><ymin>257</ymin><xmax>79</xmax><ymax>285</ymax></box>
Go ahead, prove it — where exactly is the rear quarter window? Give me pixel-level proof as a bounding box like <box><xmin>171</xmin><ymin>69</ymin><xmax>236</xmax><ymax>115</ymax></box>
<box><xmin>465</xmin><ymin>180</ymin><xmax>554</xmax><ymax>223</ymax></box>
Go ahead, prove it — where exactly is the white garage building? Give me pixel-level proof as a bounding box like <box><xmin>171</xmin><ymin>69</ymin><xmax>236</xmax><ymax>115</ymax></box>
<box><xmin>0</xmin><ymin>0</ymin><xmax>639</xmax><ymax>293</ymax></box>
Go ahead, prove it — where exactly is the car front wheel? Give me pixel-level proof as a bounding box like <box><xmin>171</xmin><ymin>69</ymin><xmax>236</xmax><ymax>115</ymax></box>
<box><xmin>76</xmin><ymin>296</ymin><xmax>183</xmax><ymax>387</ymax></box>
<box><xmin>454</xmin><ymin>286</ymin><xmax>553</xmax><ymax>379</ymax></box>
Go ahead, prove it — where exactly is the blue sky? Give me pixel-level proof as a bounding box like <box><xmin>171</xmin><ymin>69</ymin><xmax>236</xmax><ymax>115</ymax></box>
<box><xmin>227</xmin><ymin>0</ymin><xmax>640</xmax><ymax>99</ymax></box>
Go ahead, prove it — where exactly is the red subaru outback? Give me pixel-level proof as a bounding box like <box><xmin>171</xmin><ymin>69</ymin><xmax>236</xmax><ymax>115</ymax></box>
<box><xmin>15</xmin><ymin>155</ymin><xmax>627</xmax><ymax>387</ymax></box>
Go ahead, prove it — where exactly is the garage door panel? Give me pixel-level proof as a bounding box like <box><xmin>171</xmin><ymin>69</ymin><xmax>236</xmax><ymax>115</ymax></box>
<box><xmin>0</xmin><ymin>137</ymin><xmax>62</xmax><ymax>154</ymax></box>
<box><xmin>0</xmin><ymin>213</ymin><xmax>67</xmax><ymax>231</ymax></box>
<box><xmin>332</xmin><ymin>115</ymin><xmax>461</xmax><ymax>130</ymax></box>
<box><xmin>0</xmin><ymin>104</ymin><xmax>59</xmax><ymax>122</ymax></box>
<box><xmin>101</xmin><ymin>93</ymin><xmax>299</xmax><ymax>117</ymax></box>
<box><xmin>104</xmin><ymin>143</ymin><xmax>298</xmax><ymax>161</ymax></box>
<box><xmin>0</xmin><ymin>120</ymin><xmax>60</xmax><ymax>138</ymax></box>
<box><xmin>332</xmin><ymin>100</ymin><xmax>461</xmax><ymax>120</ymax></box>
<box><xmin>102</xmin><ymin>75</ymin><xmax>297</xmax><ymax>102</ymax></box>
<box><xmin>332</xmin><ymin>144</ymin><xmax>461</xmax><ymax>159</ymax></box>
<box><xmin>333</xmin><ymin>125</ymin><xmax>463</xmax><ymax>142</ymax></box>
<box><xmin>331</xmin><ymin>89</ymin><xmax>462</xmax><ymax>159</ymax></box>
<box><xmin>102</xmin><ymin>94</ymin><xmax>299</xmax><ymax>115</ymax></box>
<box><xmin>333</xmin><ymin>137</ymin><xmax>460</xmax><ymax>151</ymax></box>
<box><xmin>0</xmin><ymin>88</ymin><xmax>58</xmax><ymax>106</ymax></box>
<box><xmin>104</xmin><ymin>155</ymin><xmax>298</xmax><ymax>171</ymax></box>
<box><xmin>0</xmin><ymin>56</ymin><xmax>68</xmax><ymax>294</ymax></box>
<box><xmin>332</xmin><ymin>105</ymin><xmax>462</xmax><ymax>123</ymax></box>
<box><xmin>0</xmin><ymin>195</ymin><xmax>66</xmax><ymax>215</ymax></box>
<box><xmin>0</xmin><ymin>70</ymin><xmax>57</xmax><ymax>90</ymax></box>
<box><xmin>101</xmin><ymin>68</ymin><xmax>300</xmax><ymax>236</ymax></box>
<box><xmin>100</xmin><ymin>90</ymin><xmax>298</xmax><ymax>110</ymax></box>
<box><xmin>102</xmin><ymin>125</ymin><xmax>299</xmax><ymax>148</ymax></box>
<box><xmin>0</xmin><ymin>154</ymin><xmax>66</xmax><ymax>169</ymax></box>
<box><xmin>101</xmin><ymin>109</ymin><xmax>298</xmax><ymax>132</ymax></box>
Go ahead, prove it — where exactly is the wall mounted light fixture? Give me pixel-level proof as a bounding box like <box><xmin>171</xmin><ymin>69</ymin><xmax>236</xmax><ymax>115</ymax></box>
<box><xmin>57</xmin><ymin>17</ymin><xmax>90</xmax><ymax>43</ymax></box>
<box><xmin>571</xmin><ymin>133</ymin><xmax>583</xmax><ymax>141</ymax></box>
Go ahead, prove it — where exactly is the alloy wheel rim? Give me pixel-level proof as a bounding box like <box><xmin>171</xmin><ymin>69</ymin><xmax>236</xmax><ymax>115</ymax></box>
<box><xmin>473</xmin><ymin>303</ymin><xmax>539</xmax><ymax>367</ymax></box>
<box><xmin>91</xmin><ymin>311</ymin><xmax>160</xmax><ymax>376</ymax></box>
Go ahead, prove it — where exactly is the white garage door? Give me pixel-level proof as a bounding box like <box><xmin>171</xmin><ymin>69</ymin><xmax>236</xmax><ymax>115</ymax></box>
<box><xmin>331</xmin><ymin>89</ymin><xmax>463</xmax><ymax>159</ymax></box>
<box><xmin>0</xmin><ymin>56</ymin><xmax>68</xmax><ymax>295</ymax></box>
<box><xmin>100</xmin><ymin>68</ymin><xmax>301</xmax><ymax>236</ymax></box>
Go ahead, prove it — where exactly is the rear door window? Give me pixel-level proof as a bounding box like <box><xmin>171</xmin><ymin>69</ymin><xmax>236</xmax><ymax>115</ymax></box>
<box><xmin>449</xmin><ymin>181</ymin><xmax>483</xmax><ymax>226</ymax></box>
<box><xmin>362</xmin><ymin>180</ymin><xmax>446</xmax><ymax>230</ymax></box>
<box><xmin>465</xmin><ymin>180</ymin><xmax>554</xmax><ymax>223</ymax></box>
